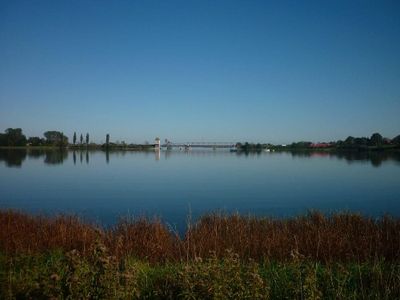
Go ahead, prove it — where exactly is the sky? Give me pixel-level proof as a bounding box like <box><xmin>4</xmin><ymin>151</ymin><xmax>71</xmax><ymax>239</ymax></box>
<box><xmin>0</xmin><ymin>0</ymin><xmax>399</xmax><ymax>144</ymax></box>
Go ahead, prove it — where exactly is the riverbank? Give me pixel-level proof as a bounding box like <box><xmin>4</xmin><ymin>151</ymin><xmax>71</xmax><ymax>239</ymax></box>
<box><xmin>1</xmin><ymin>210</ymin><xmax>399</xmax><ymax>298</ymax></box>
<box><xmin>0</xmin><ymin>144</ymin><xmax>158</xmax><ymax>151</ymax></box>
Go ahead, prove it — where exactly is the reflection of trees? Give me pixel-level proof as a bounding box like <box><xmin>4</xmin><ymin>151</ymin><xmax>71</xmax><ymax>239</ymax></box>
<box><xmin>335</xmin><ymin>151</ymin><xmax>385</xmax><ymax>167</ymax></box>
<box><xmin>0</xmin><ymin>149</ymin><xmax>27</xmax><ymax>167</ymax></box>
<box><xmin>288</xmin><ymin>150</ymin><xmax>400</xmax><ymax>168</ymax></box>
<box><xmin>289</xmin><ymin>151</ymin><xmax>313</xmax><ymax>158</ymax></box>
<box><xmin>235</xmin><ymin>150</ymin><xmax>262</xmax><ymax>156</ymax></box>
<box><xmin>164</xmin><ymin>149</ymin><xmax>172</xmax><ymax>160</ymax></box>
<box><xmin>44</xmin><ymin>150</ymin><xmax>68</xmax><ymax>165</ymax></box>
<box><xmin>27</xmin><ymin>149</ymin><xmax>46</xmax><ymax>159</ymax></box>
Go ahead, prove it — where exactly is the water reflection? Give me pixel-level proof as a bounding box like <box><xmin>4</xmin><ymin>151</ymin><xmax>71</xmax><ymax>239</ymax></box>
<box><xmin>1</xmin><ymin>148</ymin><xmax>400</xmax><ymax>229</ymax></box>
<box><xmin>27</xmin><ymin>149</ymin><xmax>46</xmax><ymax>159</ymax></box>
<box><xmin>0</xmin><ymin>149</ymin><xmax>68</xmax><ymax>167</ymax></box>
<box><xmin>288</xmin><ymin>150</ymin><xmax>400</xmax><ymax>167</ymax></box>
<box><xmin>0</xmin><ymin>149</ymin><xmax>400</xmax><ymax>168</ymax></box>
<box><xmin>0</xmin><ymin>149</ymin><xmax>27</xmax><ymax>167</ymax></box>
<box><xmin>44</xmin><ymin>150</ymin><xmax>68</xmax><ymax>165</ymax></box>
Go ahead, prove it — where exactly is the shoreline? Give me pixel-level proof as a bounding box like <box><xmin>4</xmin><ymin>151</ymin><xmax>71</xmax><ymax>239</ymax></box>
<box><xmin>1</xmin><ymin>145</ymin><xmax>399</xmax><ymax>152</ymax></box>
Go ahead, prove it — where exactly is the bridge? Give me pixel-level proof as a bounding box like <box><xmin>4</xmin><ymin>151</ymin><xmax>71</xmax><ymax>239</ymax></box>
<box><xmin>161</xmin><ymin>141</ymin><xmax>236</xmax><ymax>149</ymax></box>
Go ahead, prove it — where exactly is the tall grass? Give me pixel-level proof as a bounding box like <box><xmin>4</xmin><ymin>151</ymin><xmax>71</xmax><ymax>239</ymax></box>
<box><xmin>1</xmin><ymin>210</ymin><xmax>400</xmax><ymax>298</ymax></box>
<box><xmin>1</xmin><ymin>210</ymin><xmax>399</xmax><ymax>263</ymax></box>
<box><xmin>185</xmin><ymin>213</ymin><xmax>400</xmax><ymax>263</ymax></box>
<box><xmin>1</xmin><ymin>250</ymin><xmax>399</xmax><ymax>299</ymax></box>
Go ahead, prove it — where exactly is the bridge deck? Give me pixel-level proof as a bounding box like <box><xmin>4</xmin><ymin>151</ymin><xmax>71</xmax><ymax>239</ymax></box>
<box><xmin>161</xmin><ymin>142</ymin><xmax>236</xmax><ymax>148</ymax></box>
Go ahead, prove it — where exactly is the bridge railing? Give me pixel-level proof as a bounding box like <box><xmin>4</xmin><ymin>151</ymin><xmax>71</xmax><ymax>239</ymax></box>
<box><xmin>161</xmin><ymin>142</ymin><xmax>236</xmax><ymax>148</ymax></box>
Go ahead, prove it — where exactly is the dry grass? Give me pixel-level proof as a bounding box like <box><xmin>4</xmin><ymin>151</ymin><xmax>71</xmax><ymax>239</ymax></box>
<box><xmin>186</xmin><ymin>212</ymin><xmax>400</xmax><ymax>263</ymax></box>
<box><xmin>1</xmin><ymin>210</ymin><xmax>399</xmax><ymax>263</ymax></box>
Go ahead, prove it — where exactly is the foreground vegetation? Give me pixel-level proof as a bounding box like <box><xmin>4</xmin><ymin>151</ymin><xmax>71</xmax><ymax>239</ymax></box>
<box><xmin>1</xmin><ymin>210</ymin><xmax>399</xmax><ymax>299</ymax></box>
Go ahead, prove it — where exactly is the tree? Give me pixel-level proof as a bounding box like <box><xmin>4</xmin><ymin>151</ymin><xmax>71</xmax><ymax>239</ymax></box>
<box><xmin>370</xmin><ymin>133</ymin><xmax>383</xmax><ymax>147</ymax></box>
<box><xmin>4</xmin><ymin>128</ymin><xmax>27</xmax><ymax>146</ymax></box>
<box><xmin>290</xmin><ymin>141</ymin><xmax>312</xmax><ymax>149</ymax></box>
<box><xmin>0</xmin><ymin>134</ymin><xmax>6</xmax><ymax>146</ymax></box>
<box><xmin>60</xmin><ymin>132</ymin><xmax>65</xmax><ymax>148</ymax></box>
<box><xmin>86</xmin><ymin>133</ymin><xmax>89</xmax><ymax>145</ymax></box>
<box><xmin>73</xmin><ymin>132</ymin><xmax>76</xmax><ymax>145</ymax></box>
<box><xmin>44</xmin><ymin>131</ymin><xmax>60</xmax><ymax>144</ymax></box>
<box><xmin>392</xmin><ymin>135</ymin><xmax>400</xmax><ymax>146</ymax></box>
<box><xmin>44</xmin><ymin>131</ymin><xmax>67</xmax><ymax>146</ymax></box>
<box><xmin>80</xmin><ymin>134</ymin><xmax>83</xmax><ymax>145</ymax></box>
<box><xmin>106</xmin><ymin>134</ymin><xmax>110</xmax><ymax>146</ymax></box>
<box><xmin>344</xmin><ymin>136</ymin><xmax>355</xmax><ymax>145</ymax></box>
<box><xmin>27</xmin><ymin>137</ymin><xmax>44</xmax><ymax>146</ymax></box>
<box><xmin>354</xmin><ymin>137</ymin><xmax>368</xmax><ymax>146</ymax></box>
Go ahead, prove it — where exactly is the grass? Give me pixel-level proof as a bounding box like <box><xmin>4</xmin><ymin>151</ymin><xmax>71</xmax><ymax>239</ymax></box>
<box><xmin>1</xmin><ymin>210</ymin><xmax>399</xmax><ymax>299</ymax></box>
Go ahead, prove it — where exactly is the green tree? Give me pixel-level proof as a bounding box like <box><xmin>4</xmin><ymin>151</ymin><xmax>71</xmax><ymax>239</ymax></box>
<box><xmin>44</xmin><ymin>131</ymin><xmax>67</xmax><ymax>146</ymax></box>
<box><xmin>370</xmin><ymin>133</ymin><xmax>383</xmax><ymax>146</ymax></box>
<box><xmin>344</xmin><ymin>136</ymin><xmax>355</xmax><ymax>145</ymax></box>
<box><xmin>4</xmin><ymin>128</ymin><xmax>27</xmax><ymax>146</ymax></box>
<box><xmin>354</xmin><ymin>137</ymin><xmax>368</xmax><ymax>146</ymax></box>
<box><xmin>27</xmin><ymin>137</ymin><xmax>44</xmax><ymax>146</ymax></box>
<box><xmin>73</xmin><ymin>132</ymin><xmax>77</xmax><ymax>145</ymax></box>
<box><xmin>106</xmin><ymin>134</ymin><xmax>110</xmax><ymax>147</ymax></box>
<box><xmin>86</xmin><ymin>133</ymin><xmax>89</xmax><ymax>145</ymax></box>
<box><xmin>0</xmin><ymin>133</ymin><xmax>6</xmax><ymax>146</ymax></box>
<box><xmin>392</xmin><ymin>135</ymin><xmax>400</xmax><ymax>145</ymax></box>
<box><xmin>290</xmin><ymin>141</ymin><xmax>312</xmax><ymax>149</ymax></box>
<box><xmin>60</xmin><ymin>132</ymin><xmax>65</xmax><ymax>148</ymax></box>
<box><xmin>80</xmin><ymin>134</ymin><xmax>83</xmax><ymax>145</ymax></box>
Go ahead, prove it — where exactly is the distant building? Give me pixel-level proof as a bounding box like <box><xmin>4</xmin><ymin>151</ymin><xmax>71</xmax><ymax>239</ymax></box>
<box><xmin>310</xmin><ymin>143</ymin><xmax>332</xmax><ymax>148</ymax></box>
<box><xmin>155</xmin><ymin>137</ymin><xmax>161</xmax><ymax>149</ymax></box>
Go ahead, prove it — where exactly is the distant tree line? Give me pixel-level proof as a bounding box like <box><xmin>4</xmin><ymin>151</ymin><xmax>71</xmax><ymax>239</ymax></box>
<box><xmin>0</xmin><ymin>127</ymin><xmax>118</xmax><ymax>151</ymax></box>
<box><xmin>235</xmin><ymin>142</ymin><xmax>270</xmax><ymax>151</ymax></box>
<box><xmin>335</xmin><ymin>133</ymin><xmax>399</xmax><ymax>149</ymax></box>
<box><xmin>0</xmin><ymin>128</ymin><xmax>101</xmax><ymax>148</ymax></box>
<box><xmin>237</xmin><ymin>132</ymin><xmax>400</xmax><ymax>151</ymax></box>
<box><xmin>2</xmin><ymin>128</ymin><xmax>399</xmax><ymax>151</ymax></box>
<box><xmin>0</xmin><ymin>128</ymin><xmax>68</xmax><ymax>147</ymax></box>
<box><xmin>284</xmin><ymin>133</ymin><xmax>400</xmax><ymax>150</ymax></box>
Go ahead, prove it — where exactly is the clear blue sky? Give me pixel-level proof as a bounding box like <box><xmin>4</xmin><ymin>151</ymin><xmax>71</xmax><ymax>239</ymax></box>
<box><xmin>1</xmin><ymin>0</ymin><xmax>399</xmax><ymax>144</ymax></box>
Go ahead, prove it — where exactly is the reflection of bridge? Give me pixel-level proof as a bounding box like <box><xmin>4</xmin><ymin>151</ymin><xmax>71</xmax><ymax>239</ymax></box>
<box><xmin>161</xmin><ymin>142</ymin><xmax>236</xmax><ymax>149</ymax></box>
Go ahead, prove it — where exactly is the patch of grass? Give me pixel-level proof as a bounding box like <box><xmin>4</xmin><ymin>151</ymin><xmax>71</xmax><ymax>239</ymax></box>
<box><xmin>1</xmin><ymin>248</ymin><xmax>399</xmax><ymax>299</ymax></box>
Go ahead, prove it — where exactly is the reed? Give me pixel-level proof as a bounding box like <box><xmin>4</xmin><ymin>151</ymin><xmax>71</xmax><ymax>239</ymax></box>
<box><xmin>186</xmin><ymin>212</ymin><xmax>400</xmax><ymax>263</ymax></box>
<box><xmin>1</xmin><ymin>210</ymin><xmax>399</xmax><ymax>263</ymax></box>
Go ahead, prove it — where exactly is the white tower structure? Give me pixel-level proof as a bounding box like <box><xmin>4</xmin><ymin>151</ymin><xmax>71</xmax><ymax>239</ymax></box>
<box><xmin>155</xmin><ymin>137</ymin><xmax>161</xmax><ymax>150</ymax></box>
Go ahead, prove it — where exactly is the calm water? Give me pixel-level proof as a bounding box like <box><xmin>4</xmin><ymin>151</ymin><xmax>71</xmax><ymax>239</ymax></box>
<box><xmin>1</xmin><ymin>149</ymin><xmax>400</xmax><ymax>229</ymax></box>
